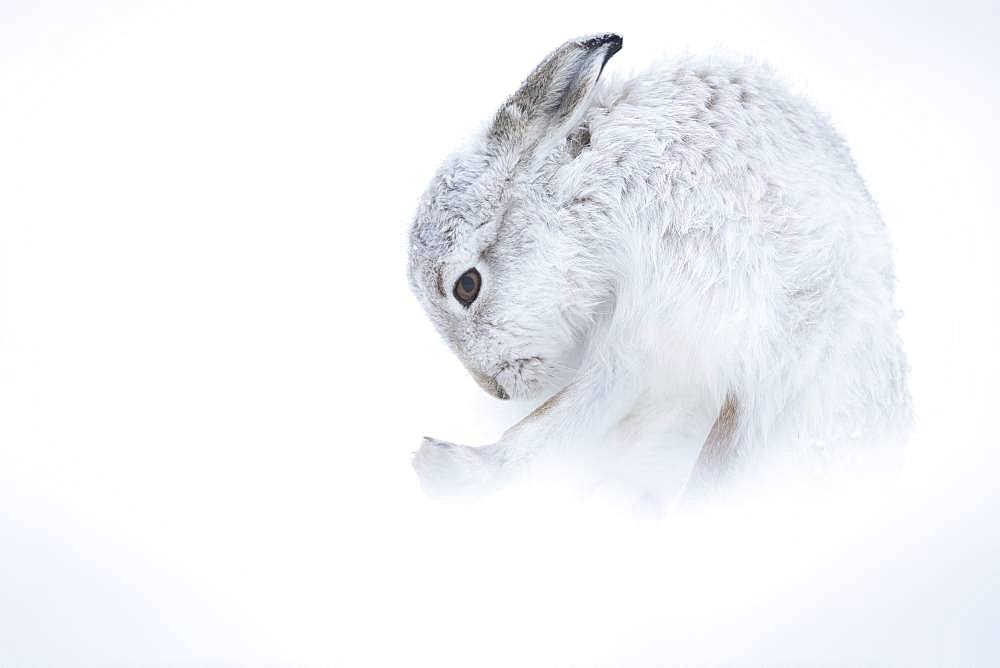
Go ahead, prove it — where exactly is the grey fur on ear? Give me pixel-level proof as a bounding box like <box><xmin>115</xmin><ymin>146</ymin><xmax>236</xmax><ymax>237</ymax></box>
<box><xmin>490</xmin><ymin>33</ymin><xmax>623</xmax><ymax>147</ymax></box>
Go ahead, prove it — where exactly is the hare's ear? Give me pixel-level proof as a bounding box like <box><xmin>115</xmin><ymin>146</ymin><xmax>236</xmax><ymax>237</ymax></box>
<box><xmin>490</xmin><ymin>33</ymin><xmax>622</xmax><ymax>149</ymax></box>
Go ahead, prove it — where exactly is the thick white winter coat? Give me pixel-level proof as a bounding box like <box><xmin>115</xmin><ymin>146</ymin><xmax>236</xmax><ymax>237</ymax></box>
<box><xmin>407</xmin><ymin>34</ymin><xmax>910</xmax><ymax>503</ymax></box>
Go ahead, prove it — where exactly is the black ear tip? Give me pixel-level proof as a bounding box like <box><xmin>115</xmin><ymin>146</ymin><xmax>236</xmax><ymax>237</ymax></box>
<box><xmin>581</xmin><ymin>33</ymin><xmax>623</xmax><ymax>53</ymax></box>
<box><xmin>580</xmin><ymin>33</ymin><xmax>623</xmax><ymax>71</ymax></box>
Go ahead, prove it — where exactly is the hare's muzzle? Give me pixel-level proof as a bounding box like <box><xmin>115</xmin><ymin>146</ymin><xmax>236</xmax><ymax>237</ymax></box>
<box><xmin>467</xmin><ymin>367</ymin><xmax>510</xmax><ymax>400</ymax></box>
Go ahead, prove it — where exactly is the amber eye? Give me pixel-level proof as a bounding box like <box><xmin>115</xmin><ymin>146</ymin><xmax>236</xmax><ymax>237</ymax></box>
<box><xmin>453</xmin><ymin>268</ymin><xmax>481</xmax><ymax>306</ymax></box>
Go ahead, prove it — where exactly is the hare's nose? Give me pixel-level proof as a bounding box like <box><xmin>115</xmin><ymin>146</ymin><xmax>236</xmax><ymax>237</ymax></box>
<box><xmin>467</xmin><ymin>367</ymin><xmax>510</xmax><ymax>400</ymax></box>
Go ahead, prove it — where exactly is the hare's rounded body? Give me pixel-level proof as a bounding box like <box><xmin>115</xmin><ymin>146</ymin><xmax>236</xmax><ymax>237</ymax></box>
<box><xmin>408</xmin><ymin>35</ymin><xmax>910</xmax><ymax>502</ymax></box>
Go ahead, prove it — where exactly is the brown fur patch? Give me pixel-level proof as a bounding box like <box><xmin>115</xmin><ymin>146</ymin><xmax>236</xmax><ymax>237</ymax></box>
<box><xmin>684</xmin><ymin>392</ymin><xmax>741</xmax><ymax>498</ymax></box>
<box><xmin>435</xmin><ymin>265</ymin><xmax>446</xmax><ymax>297</ymax></box>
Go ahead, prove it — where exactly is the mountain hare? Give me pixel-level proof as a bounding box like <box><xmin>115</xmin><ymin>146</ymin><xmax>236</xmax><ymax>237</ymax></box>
<box><xmin>407</xmin><ymin>34</ymin><xmax>910</xmax><ymax>503</ymax></box>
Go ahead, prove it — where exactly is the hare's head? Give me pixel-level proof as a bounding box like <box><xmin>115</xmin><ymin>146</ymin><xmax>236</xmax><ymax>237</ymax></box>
<box><xmin>408</xmin><ymin>34</ymin><xmax>622</xmax><ymax>400</ymax></box>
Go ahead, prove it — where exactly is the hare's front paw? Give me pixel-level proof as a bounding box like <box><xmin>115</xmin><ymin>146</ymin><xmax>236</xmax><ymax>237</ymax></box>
<box><xmin>412</xmin><ymin>437</ymin><xmax>500</xmax><ymax>499</ymax></box>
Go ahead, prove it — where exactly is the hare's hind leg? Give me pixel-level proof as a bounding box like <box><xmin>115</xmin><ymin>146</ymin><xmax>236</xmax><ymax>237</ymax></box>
<box><xmin>682</xmin><ymin>392</ymin><xmax>743</xmax><ymax>501</ymax></box>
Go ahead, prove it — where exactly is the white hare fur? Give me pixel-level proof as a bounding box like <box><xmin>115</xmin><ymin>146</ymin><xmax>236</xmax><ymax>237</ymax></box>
<box><xmin>407</xmin><ymin>34</ymin><xmax>910</xmax><ymax>503</ymax></box>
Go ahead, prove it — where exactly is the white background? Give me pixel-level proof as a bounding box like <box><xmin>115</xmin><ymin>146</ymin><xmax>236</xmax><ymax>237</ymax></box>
<box><xmin>2</xmin><ymin>1</ymin><xmax>999</xmax><ymax>665</ymax></box>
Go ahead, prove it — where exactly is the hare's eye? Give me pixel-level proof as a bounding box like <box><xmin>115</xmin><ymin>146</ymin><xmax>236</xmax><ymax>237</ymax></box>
<box><xmin>453</xmin><ymin>268</ymin><xmax>481</xmax><ymax>307</ymax></box>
